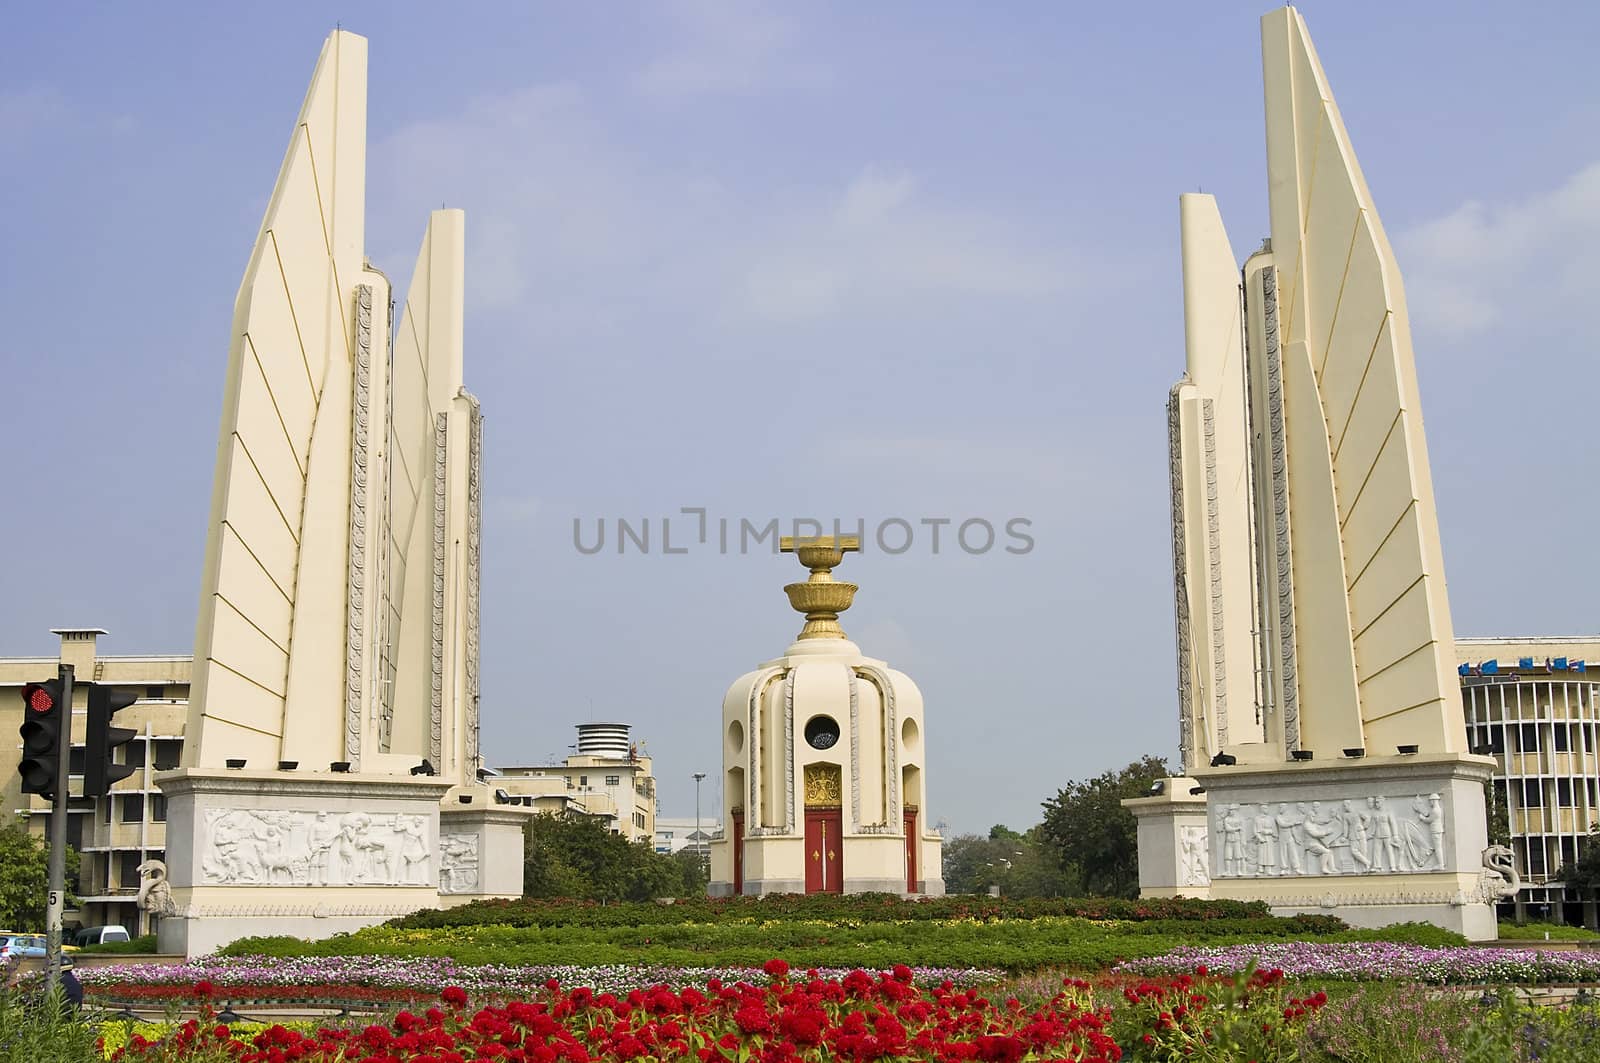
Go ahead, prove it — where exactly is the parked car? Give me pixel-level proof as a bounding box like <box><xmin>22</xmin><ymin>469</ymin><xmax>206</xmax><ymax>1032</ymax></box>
<box><xmin>0</xmin><ymin>934</ymin><xmax>46</xmax><ymax>961</ymax></box>
<box><xmin>71</xmin><ymin>925</ymin><xmax>129</xmax><ymax>947</ymax></box>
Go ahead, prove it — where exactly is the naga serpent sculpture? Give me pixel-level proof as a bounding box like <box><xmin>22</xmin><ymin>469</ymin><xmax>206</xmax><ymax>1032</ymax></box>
<box><xmin>135</xmin><ymin>858</ymin><xmax>178</xmax><ymax>917</ymax></box>
<box><xmin>1480</xmin><ymin>844</ymin><xmax>1522</xmax><ymax>899</ymax></box>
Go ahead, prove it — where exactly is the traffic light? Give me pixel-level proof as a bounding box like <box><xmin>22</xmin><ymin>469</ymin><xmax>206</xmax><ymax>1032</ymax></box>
<box><xmin>85</xmin><ymin>685</ymin><xmax>139</xmax><ymax>798</ymax></box>
<box><xmin>18</xmin><ymin>676</ymin><xmax>66</xmax><ymax>797</ymax></box>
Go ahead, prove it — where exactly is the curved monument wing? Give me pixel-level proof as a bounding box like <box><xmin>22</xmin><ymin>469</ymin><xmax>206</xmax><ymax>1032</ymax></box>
<box><xmin>1171</xmin><ymin>194</ymin><xmax>1259</xmax><ymax>768</ymax></box>
<box><xmin>185</xmin><ymin>32</ymin><xmax>370</xmax><ymax>768</ymax></box>
<box><xmin>386</xmin><ymin>211</ymin><xmax>467</xmax><ymax>763</ymax></box>
<box><xmin>1261</xmin><ymin>7</ymin><xmax>1463</xmax><ymax>753</ymax></box>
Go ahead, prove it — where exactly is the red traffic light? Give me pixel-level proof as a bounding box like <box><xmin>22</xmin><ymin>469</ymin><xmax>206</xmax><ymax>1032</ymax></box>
<box><xmin>22</xmin><ymin>682</ymin><xmax>56</xmax><ymax>714</ymax></box>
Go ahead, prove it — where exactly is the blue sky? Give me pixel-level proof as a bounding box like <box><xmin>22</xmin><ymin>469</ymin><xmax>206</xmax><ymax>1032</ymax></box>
<box><xmin>3</xmin><ymin>3</ymin><xmax>1596</xmax><ymax>837</ymax></box>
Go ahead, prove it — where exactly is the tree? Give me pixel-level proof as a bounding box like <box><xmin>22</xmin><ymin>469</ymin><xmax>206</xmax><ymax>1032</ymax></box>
<box><xmin>523</xmin><ymin>813</ymin><xmax>697</xmax><ymax>901</ymax></box>
<box><xmin>1038</xmin><ymin>754</ymin><xmax>1170</xmax><ymax>898</ymax></box>
<box><xmin>942</xmin><ymin>824</ymin><xmax>1081</xmax><ymax>897</ymax></box>
<box><xmin>0</xmin><ymin>822</ymin><xmax>78</xmax><ymax>928</ymax></box>
<box><xmin>1556</xmin><ymin>829</ymin><xmax>1600</xmax><ymax>891</ymax></box>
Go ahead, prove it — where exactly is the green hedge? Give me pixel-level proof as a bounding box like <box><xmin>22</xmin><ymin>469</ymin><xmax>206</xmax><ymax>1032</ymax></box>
<box><xmin>221</xmin><ymin>912</ymin><xmax>1366</xmax><ymax>972</ymax></box>
<box><xmin>74</xmin><ymin>933</ymin><xmax>157</xmax><ymax>954</ymax></box>
<box><xmin>385</xmin><ymin>893</ymin><xmax>1275</xmax><ymax>930</ymax></box>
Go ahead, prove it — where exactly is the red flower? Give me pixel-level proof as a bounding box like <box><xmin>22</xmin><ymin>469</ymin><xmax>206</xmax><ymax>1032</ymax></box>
<box><xmin>763</xmin><ymin>959</ymin><xmax>791</xmax><ymax>979</ymax></box>
<box><xmin>192</xmin><ymin>979</ymin><xmax>215</xmax><ymax>999</ymax></box>
<box><xmin>442</xmin><ymin>985</ymin><xmax>470</xmax><ymax>1008</ymax></box>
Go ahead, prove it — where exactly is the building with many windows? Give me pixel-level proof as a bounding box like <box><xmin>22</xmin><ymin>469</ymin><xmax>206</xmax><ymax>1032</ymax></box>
<box><xmin>493</xmin><ymin>723</ymin><xmax>657</xmax><ymax>843</ymax></box>
<box><xmin>1456</xmin><ymin>637</ymin><xmax>1600</xmax><ymax>926</ymax></box>
<box><xmin>1</xmin><ymin>629</ymin><xmax>189</xmax><ymax>935</ymax></box>
<box><xmin>654</xmin><ymin>816</ymin><xmax>720</xmax><ymax>857</ymax></box>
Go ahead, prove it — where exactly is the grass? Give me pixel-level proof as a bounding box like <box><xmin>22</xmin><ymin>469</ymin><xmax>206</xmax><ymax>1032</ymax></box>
<box><xmin>1498</xmin><ymin>921</ymin><xmax>1600</xmax><ymax>941</ymax></box>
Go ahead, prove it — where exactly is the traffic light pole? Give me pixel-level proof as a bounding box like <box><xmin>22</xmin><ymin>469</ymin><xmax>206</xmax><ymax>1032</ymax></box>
<box><xmin>45</xmin><ymin>662</ymin><xmax>73</xmax><ymax>996</ymax></box>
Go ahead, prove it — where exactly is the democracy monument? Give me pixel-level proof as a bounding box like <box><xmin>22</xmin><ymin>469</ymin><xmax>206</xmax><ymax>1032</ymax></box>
<box><xmin>153</xmin><ymin>30</ymin><xmax>524</xmax><ymax>957</ymax></box>
<box><xmin>709</xmin><ymin>537</ymin><xmax>943</xmax><ymax>897</ymax></box>
<box><xmin>1124</xmin><ymin>7</ymin><xmax>1509</xmax><ymax>938</ymax></box>
<box><xmin>134</xmin><ymin>7</ymin><xmax>1506</xmax><ymax>953</ymax></box>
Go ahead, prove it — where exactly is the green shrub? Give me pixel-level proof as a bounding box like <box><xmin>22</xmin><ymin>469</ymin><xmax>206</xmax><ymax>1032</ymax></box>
<box><xmin>383</xmin><ymin>893</ymin><xmax>1277</xmax><ymax>930</ymax></box>
<box><xmin>74</xmin><ymin>933</ymin><xmax>158</xmax><ymax>954</ymax></box>
<box><xmin>1339</xmin><ymin>922</ymin><xmax>1469</xmax><ymax>947</ymax></box>
<box><xmin>1497</xmin><ymin>920</ymin><xmax>1600</xmax><ymax>941</ymax></box>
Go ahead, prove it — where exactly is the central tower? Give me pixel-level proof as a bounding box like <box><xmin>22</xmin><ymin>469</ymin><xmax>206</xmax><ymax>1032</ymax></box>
<box><xmin>709</xmin><ymin>537</ymin><xmax>942</xmax><ymax>896</ymax></box>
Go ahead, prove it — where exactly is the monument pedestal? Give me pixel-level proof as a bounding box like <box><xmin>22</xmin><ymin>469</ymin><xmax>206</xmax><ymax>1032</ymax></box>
<box><xmin>1188</xmin><ymin>754</ymin><xmax>1500</xmax><ymax>940</ymax></box>
<box><xmin>155</xmin><ymin>769</ymin><xmax>453</xmax><ymax>957</ymax></box>
<box><xmin>1124</xmin><ymin>778</ymin><xmax>1211</xmax><ymax>899</ymax></box>
<box><xmin>437</xmin><ymin>805</ymin><xmax>527</xmax><ymax>906</ymax></box>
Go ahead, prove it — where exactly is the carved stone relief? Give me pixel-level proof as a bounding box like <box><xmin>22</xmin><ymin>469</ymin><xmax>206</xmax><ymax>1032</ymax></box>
<box><xmin>1201</xmin><ymin>397</ymin><xmax>1229</xmax><ymax>743</ymax></box>
<box><xmin>464</xmin><ymin>397</ymin><xmax>483</xmax><ymax>768</ymax></box>
<box><xmin>1211</xmin><ymin>793</ymin><xmax>1447</xmax><ymax>878</ymax></box>
<box><xmin>430</xmin><ymin>413</ymin><xmax>448</xmax><ymax>766</ymax></box>
<box><xmin>1178</xmin><ymin>825</ymin><xmax>1210</xmax><ymax>887</ymax></box>
<box><xmin>1259</xmin><ymin>266</ymin><xmax>1299</xmax><ymax>748</ymax></box>
<box><xmin>346</xmin><ymin>284</ymin><xmax>375</xmax><ymax>769</ymax></box>
<box><xmin>804</xmin><ymin>763</ymin><xmax>843</xmax><ymax>807</ymax></box>
<box><xmin>1167</xmin><ymin>386</ymin><xmax>1195</xmax><ymax>773</ymax></box>
<box><xmin>201</xmin><ymin>808</ymin><xmax>432</xmax><ymax>886</ymax></box>
<box><xmin>439</xmin><ymin>831</ymin><xmax>480</xmax><ymax>894</ymax></box>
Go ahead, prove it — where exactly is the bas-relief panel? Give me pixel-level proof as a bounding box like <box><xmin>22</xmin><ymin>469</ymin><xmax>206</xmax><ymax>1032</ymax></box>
<box><xmin>1211</xmin><ymin>793</ymin><xmax>1448</xmax><ymax>878</ymax></box>
<box><xmin>1178</xmin><ymin>825</ymin><xmax>1210</xmax><ymax>887</ymax></box>
<box><xmin>439</xmin><ymin>831</ymin><xmax>480</xmax><ymax>894</ymax></box>
<box><xmin>201</xmin><ymin>809</ymin><xmax>432</xmax><ymax>886</ymax></box>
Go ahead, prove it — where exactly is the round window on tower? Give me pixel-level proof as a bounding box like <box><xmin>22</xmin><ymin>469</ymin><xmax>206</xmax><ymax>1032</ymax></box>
<box><xmin>804</xmin><ymin>715</ymin><xmax>841</xmax><ymax>750</ymax></box>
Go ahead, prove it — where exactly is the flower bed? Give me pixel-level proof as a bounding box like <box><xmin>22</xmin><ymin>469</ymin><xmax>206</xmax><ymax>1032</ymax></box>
<box><xmin>106</xmin><ymin>961</ymin><xmax>1326</xmax><ymax>1063</ymax></box>
<box><xmin>82</xmin><ymin>955</ymin><xmax>997</xmax><ymax>1006</ymax></box>
<box><xmin>1119</xmin><ymin>941</ymin><xmax>1600</xmax><ymax>984</ymax></box>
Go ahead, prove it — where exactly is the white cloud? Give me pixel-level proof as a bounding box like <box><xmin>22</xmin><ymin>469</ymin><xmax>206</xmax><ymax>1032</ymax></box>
<box><xmin>1399</xmin><ymin>161</ymin><xmax>1600</xmax><ymax>337</ymax></box>
<box><xmin>742</xmin><ymin>166</ymin><xmax>1075</xmax><ymax>321</ymax></box>
<box><xmin>372</xmin><ymin>84</ymin><xmax>1076</xmax><ymax>334</ymax></box>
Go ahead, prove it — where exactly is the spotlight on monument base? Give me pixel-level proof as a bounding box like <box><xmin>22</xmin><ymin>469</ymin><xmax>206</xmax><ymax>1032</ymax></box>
<box><xmin>458</xmin><ymin>794</ymin><xmax>473</xmax><ymax>804</ymax></box>
<box><xmin>1291</xmin><ymin>750</ymin><xmax>1314</xmax><ymax>762</ymax></box>
<box><xmin>1397</xmin><ymin>744</ymin><xmax>1419</xmax><ymax>755</ymax></box>
<box><xmin>1210</xmin><ymin>752</ymin><xmax>1237</xmax><ymax>767</ymax></box>
<box><xmin>330</xmin><ymin>761</ymin><xmax>352</xmax><ymax>773</ymax></box>
<box><xmin>1342</xmin><ymin>747</ymin><xmax>1366</xmax><ymax>759</ymax></box>
<box><xmin>225</xmin><ymin>758</ymin><xmax>246</xmax><ymax>770</ymax></box>
<box><xmin>521</xmin><ymin>796</ymin><xmax>533</xmax><ymax>807</ymax></box>
<box><xmin>1147</xmin><ymin>780</ymin><xmax>1166</xmax><ymax>796</ymax></box>
<box><xmin>278</xmin><ymin>760</ymin><xmax>298</xmax><ymax>771</ymax></box>
<box><xmin>410</xmin><ymin>760</ymin><xmax>436</xmax><ymax>776</ymax></box>
<box><xmin>494</xmin><ymin>788</ymin><xmax>513</xmax><ymax>805</ymax></box>
<box><xmin>1189</xmin><ymin>786</ymin><xmax>1206</xmax><ymax>795</ymax></box>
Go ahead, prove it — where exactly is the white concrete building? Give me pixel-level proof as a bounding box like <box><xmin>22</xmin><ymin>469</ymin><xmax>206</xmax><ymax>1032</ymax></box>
<box><xmin>494</xmin><ymin>724</ymin><xmax>658</xmax><ymax>844</ymax></box>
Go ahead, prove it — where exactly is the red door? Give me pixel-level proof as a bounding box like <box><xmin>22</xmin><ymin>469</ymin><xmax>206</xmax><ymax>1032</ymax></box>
<box><xmin>904</xmin><ymin>808</ymin><xmax>918</xmax><ymax>893</ymax></box>
<box><xmin>805</xmin><ymin>809</ymin><xmax>843</xmax><ymax>893</ymax></box>
<box><xmin>732</xmin><ymin>811</ymin><xmax>744</xmax><ymax>895</ymax></box>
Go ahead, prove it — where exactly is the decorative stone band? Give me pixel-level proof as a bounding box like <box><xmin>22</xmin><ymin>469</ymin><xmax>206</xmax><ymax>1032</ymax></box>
<box><xmin>1269</xmin><ymin>888</ymin><xmax>1483</xmax><ymax>909</ymax></box>
<box><xmin>1259</xmin><ymin>266</ymin><xmax>1299</xmax><ymax>747</ymax></box>
<box><xmin>1166</xmin><ymin>384</ymin><xmax>1195</xmax><ymax>773</ymax></box>
<box><xmin>463</xmin><ymin>393</ymin><xmax>483</xmax><ymax>769</ymax></box>
<box><xmin>430</xmin><ymin>413</ymin><xmax>448</xmax><ymax>767</ymax></box>
<box><xmin>170</xmin><ymin>901</ymin><xmax>433</xmax><ymax>920</ymax></box>
<box><xmin>1201</xmin><ymin>397</ymin><xmax>1229</xmax><ymax>744</ymax></box>
<box><xmin>155</xmin><ymin>769</ymin><xmax>456</xmax><ymax>802</ymax></box>
<box><xmin>854</xmin><ymin>664</ymin><xmax>901</xmax><ymax>835</ymax></box>
<box><xmin>744</xmin><ymin>667</ymin><xmax>787</xmax><ymax>838</ymax></box>
<box><xmin>346</xmin><ymin>283</ymin><xmax>376</xmax><ymax>769</ymax></box>
<box><xmin>782</xmin><ymin>669</ymin><xmax>796</xmax><ymax>834</ymax></box>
